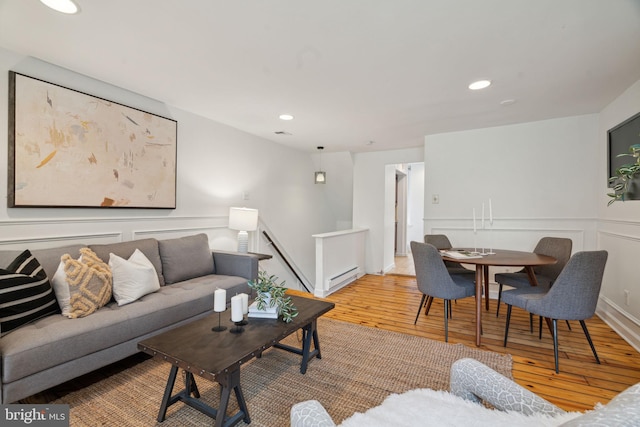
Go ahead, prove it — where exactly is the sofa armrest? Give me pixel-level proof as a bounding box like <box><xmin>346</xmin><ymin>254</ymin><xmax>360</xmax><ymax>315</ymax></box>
<box><xmin>450</xmin><ymin>358</ymin><xmax>565</xmax><ymax>417</ymax></box>
<box><xmin>291</xmin><ymin>400</ymin><xmax>336</xmax><ymax>427</ymax></box>
<box><xmin>211</xmin><ymin>251</ymin><xmax>258</xmax><ymax>282</ymax></box>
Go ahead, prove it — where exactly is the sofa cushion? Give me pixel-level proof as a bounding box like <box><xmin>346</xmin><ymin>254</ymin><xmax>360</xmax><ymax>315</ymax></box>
<box><xmin>0</xmin><ymin>250</ymin><xmax>60</xmax><ymax>336</ymax></box>
<box><xmin>0</xmin><ymin>245</ymin><xmax>85</xmax><ymax>285</ymax></box>
<box><xmin>0</xmin><ymin>272</ymin><xmax>250</xmax><ymax>384</ymax></box>
<box><xmin>158</xmin><ymin>233</ymin><xmax>214</xmax><ymax>285</ymax></box>
<box><xmin>89</xmin><ymin>239</ymin><xmax>164</xmax><ymax>286</ymax></box>
<box><xmin>63</xmin><ymin>248</ymin><xmax>112</xmax><ymax>318</ymax></box>
<box><xmin>109</xmin><ymin>249</ymin><xmax>160</xmax><ymax>306</ymax></box>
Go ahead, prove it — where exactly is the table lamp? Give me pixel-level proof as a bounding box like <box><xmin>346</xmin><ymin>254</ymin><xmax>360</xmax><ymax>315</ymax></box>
<box><xmin>229</xmin><ymin>207</ymin><xmax>258</xmax><ymax>253</ymax></box>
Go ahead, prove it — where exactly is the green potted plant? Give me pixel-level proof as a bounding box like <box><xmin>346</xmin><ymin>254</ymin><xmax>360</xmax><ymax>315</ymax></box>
<box><xmin>608</xmin><ymin>143</ymin><xmax>640</xmax><ymax>205</ymax></box>
<box><xmin>248</xmin><ymin>271</ymin><xmax>298</xmax><ymax>323</ymax></box>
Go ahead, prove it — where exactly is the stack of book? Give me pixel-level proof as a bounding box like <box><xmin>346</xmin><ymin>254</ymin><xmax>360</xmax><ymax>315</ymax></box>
<box><xmin>247</xmin><ymin>301</ymin><xmax>278</xmax><ymax>319</ymax></box>
<box><xmin>441</xmin><ymin>250</ymin><xmax>483</xmax><ymax>259</ymax></box>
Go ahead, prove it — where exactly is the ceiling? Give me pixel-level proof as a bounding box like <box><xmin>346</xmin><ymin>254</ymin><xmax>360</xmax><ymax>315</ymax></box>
<box><xmin>1</xmin><ymin>0</ymin><xmax>640</xmax><ymax>153</ymax></box>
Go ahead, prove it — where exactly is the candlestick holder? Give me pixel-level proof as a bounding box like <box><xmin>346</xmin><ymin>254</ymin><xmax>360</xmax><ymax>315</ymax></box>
<box><xmin>211</xmin><ymin>312</ymin><xmax>227</xmax><ymax>332</ymax></box>
<box><xmin>485</xmin><ymin>223</ymin><xmax>496</xmax><ymax>255</ymax></box>
<box><xmin>473</xmin><ymin>231</ymin><xmax>478</xmax><ymax>254</ymax></box>
<box><xmin>230</xmin><ymin>321</ymin><xmax>245</xmax><ymax>334</ymax></box>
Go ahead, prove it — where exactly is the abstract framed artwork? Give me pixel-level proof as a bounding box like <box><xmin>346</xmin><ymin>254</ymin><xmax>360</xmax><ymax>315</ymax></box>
<box><xmin>8</xmin><ymin>71</ymin><xmax>177</xmax><ymax>208</ymax></box>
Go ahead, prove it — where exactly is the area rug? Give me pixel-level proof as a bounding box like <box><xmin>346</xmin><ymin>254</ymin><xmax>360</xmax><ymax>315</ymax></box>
<box><xmin>53</xmin><ymin>318</ymin><xmax>512</xmax><ymax>426</ymax></box>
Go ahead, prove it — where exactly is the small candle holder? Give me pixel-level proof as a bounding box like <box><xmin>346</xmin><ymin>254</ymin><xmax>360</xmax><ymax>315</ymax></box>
<box><xmin>230</xmin><ymin>322</ymin><xmax>245</xmax><ymax>334</ymax></box>
<box><xmin>211</xmin><ymin>312</ymin><xmax>227</xmax><ymax>332</ymax></box>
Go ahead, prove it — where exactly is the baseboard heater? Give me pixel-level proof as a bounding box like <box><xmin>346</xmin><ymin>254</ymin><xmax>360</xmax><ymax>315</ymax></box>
<box><xmin>326</xmin><ymin>266</ymin><xmax>359</xmax><ymax>291</ymax></box>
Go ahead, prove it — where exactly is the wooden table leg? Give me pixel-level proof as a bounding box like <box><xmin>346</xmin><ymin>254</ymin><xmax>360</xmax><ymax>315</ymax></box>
<box><xmin>524</xmin><ymin>266</ymin><xmax>539</xmax><ymax>286</ymax></box>
<box><xmin>475</xmin><ymin>265</ymin><xmax>483</xmax><ymax>346</ymax></box>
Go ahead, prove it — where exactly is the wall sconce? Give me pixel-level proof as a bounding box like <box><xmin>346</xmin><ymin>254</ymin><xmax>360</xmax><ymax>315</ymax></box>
<box><xmin>228</xmin><ymin>207</ymin><xmax>258</xmax><ymax>253</ymax></box>
<box><xmin>315</xmin><ymin>146</ymin><xmax>326</xmax><ymax>184</ymax></box>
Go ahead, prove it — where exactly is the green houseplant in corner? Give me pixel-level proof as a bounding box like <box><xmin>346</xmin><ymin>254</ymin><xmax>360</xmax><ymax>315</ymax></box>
<box><xmin>608</xmin><ymin>143</ymin><xmax>640</xmax><ymax>206</ymax></box>
<box><xmin>248</xmin><ymin>270</ymin><xmax>298</xmax><ymax>323</ymax></box>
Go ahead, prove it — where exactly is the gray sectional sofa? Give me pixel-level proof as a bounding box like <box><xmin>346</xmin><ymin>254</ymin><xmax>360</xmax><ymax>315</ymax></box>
<box><xmin>0</xmin><ymin>233</ymin><xmax>258</xmax><ymax>403</ymax></box>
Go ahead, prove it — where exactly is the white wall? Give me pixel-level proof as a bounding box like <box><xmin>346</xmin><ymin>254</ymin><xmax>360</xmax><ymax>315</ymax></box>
<box><xmin>596</xmin><ymin>78</ymin><xmax>640</xmax><ymax>350</ymax></box>
<box><xmin>423</xmin><ymin>107</ymin><xmax>640</xmax><ymax>351</ymax></box>
<box><xmin>352</xmin><ymin>147</ymin><xmax>424</xmax><ymax>274</ymax></box>
<box><xmin>0</xmin><ymin>48</ymin><xmax>346</xmax><ymax>290</ymax></box>
<box><xmin>424</xmin><ymin>115</ymin><xmax>599</xmax><ymax>254</ymax></box>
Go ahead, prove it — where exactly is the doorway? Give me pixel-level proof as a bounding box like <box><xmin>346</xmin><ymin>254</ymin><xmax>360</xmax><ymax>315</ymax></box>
<box><xmin>388</xmin><ymin>163</ymin><xmax>424</xmax><ymax>275</ymax></box>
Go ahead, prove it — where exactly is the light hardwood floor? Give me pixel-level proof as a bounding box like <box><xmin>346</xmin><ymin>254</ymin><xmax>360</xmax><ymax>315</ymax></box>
<box><xmin>292</xmin><ymin>273</ymin><xmax>640</xmax><ymax>413</ymax></box>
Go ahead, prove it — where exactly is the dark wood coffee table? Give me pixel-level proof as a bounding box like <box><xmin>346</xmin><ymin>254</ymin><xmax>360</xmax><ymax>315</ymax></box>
<box><xmin>137</xmin><ymin>295</ymin><xmax>334</xmax><ymax>427</ymax></box>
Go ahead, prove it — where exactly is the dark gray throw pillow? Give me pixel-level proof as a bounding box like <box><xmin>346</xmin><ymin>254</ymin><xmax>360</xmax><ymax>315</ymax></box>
<box><xmin>158</xmin><ymin>234</ymin><xmax>214</xmax><ymax>285</ymax></box>
<box><xmin>0</xmin><ymin>250</ymin><xmax>60</xmax><ymax>336</ymax></box>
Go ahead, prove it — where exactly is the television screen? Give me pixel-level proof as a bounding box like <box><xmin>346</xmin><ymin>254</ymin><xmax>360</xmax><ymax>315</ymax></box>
<box><xmin>608</xmin><ymin>111</ymin><xmax>640</xmax><ymax>188</ymax></box>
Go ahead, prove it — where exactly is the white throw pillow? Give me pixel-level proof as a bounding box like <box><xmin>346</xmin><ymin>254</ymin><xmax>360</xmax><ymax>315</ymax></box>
<box><xmin>109</xmin><ymin>249</ymin><xmax>160</xmax><ymax>306</ymax></box>
<box><xmin>51</xmin><ymin>258</ymin><xmax>73</xmax><ymax>317</ymax></box>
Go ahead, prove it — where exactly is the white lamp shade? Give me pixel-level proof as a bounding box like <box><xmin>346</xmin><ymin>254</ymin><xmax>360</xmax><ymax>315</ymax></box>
<box><xmin>229</xmin><ymin>207</ymin><xmax>259</xmax><ymax>231</ymax></box>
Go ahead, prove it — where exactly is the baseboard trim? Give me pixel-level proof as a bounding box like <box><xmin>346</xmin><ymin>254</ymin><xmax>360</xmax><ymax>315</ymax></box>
<box><xmin>596</xmin><ymin>296</ymin><xmax>640</xmax><ymax>353</ymax></box>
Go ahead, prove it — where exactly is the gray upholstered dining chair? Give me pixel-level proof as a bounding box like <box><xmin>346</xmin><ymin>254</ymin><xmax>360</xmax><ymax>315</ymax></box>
<box><xmin>411</xmin><ymin>241</ymin><xmax>476</xmax><ymax>342</ymax></box>
<box><xmin>424</xmin><ymin>234</ymin><xmax>474</xmax><ymax>276</ymax></box>
<box><xmin>502</xmin><ymin>250</ymin><xmax>608</xmax><ymax>373</ymax></box>
<box><xmin>495</xmin><ymin>237</ymin><xmax>572</xmax><ymax>317</ymax></box>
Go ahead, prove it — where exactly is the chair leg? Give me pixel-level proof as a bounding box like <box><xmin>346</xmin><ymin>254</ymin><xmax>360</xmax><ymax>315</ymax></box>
<box><xmin>496</xmin><ymin>284</ymin><xmax>503</xmax><ymax>317</ymax></box>
<box><xmin>448</xmin><ymin>300</ymin><xmax>453</xmax><ymax>318</ymax></box>
<box><xmin>503</xmin><ymin>305</ymin><xmax>512</xmax><ymax>347</ymax></box>
<box><xmin>552</xmin><ymin>319</ymin><xmax>559</xmax><ymax>374</ymax></box>
<box><xmin>425</xmin><ymin>296</ymin><xmax>434</xmax><ymax>316</ymax></box>
<box><xmin>580</xmin><ymin>320</ymin><xmax>601</xmax><ymax>365</ymax></box>
<box><xmin>539</xmin><ymin>316</ymin><xmax>543</xmax><ymax>339</ymax></box>
<box><xmin>529</xmin><ymin>313</ymin><xmax>533</xmax><ymax>333</ymax></box>
<box><xmin>414</xmin><ymin>294</ymin><xmax>427</xmax><ymax>325</ymax></box>
<box><xmin>566</xmin><ymin>320</ymin><xmax>572</xmax><ymax>331</ymax></box>
<box><xmin>444</xmin><ymin>299</ymin><xmax>449</xmax><ymax>342</ymax></box>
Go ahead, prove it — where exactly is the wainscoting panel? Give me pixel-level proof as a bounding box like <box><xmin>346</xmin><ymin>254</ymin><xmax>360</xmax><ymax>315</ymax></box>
<box><xmin>596</xmin><ymin>226</ymin><xmax>640</xmax><ymax>352</ymax></box>
<box><xmin>0</xmin><ymin>216</ymin><xmax>236</xmax><ymax>251</ymax></box>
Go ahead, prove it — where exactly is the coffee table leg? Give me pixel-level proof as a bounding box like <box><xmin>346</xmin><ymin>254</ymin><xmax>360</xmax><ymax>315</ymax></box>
<box><xmin>216</xmin><ymin>368</ymin><xmax>250</xmax><ymax>427</ymax></box>
<box><xmin>300</xmin><ymin>320</ymin><xmax>321</xmax><ymax>374</ymax></box>
<box><xmin>158</xmin><ymin>365</ymin><xmax>179</xmax><ymax>422</ymax></box>
<box><xmin>185</xmin><ymin>371</ymin><xmax>200</xmax><ymax>398</ymax></box>
<box><xmin>312</xmin><ymin>324</ymin><xmax>321</xmax><ymax>359</ymax></box>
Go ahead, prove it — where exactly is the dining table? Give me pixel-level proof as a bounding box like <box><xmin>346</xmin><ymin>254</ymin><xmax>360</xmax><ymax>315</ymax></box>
<box><xmin>441</xmin><ymin>249</ymin><xmax>557</xmax><ymax>346</ymax></box>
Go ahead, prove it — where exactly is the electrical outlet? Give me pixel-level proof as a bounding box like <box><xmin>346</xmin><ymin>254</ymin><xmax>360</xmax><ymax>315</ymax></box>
<box><xmin>242</xmin><ymin>191</ymin><xmax>250</xmax><ymax>200</ymax></box>
<box><xmin>432</xmin><ymin>194</ymin><xmax>439</xmax><ymax>204</ymax></box>
<box><xmin>625</xmin><ymin>289</ymin><xmax>630</xmax><ymax>306</ymax></box>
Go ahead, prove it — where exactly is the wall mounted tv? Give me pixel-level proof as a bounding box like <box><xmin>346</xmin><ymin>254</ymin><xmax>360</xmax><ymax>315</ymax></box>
<box><xmin>607</xmin><ymin>111</ymin><xmax>640</xmax><ymax>194</ymax></box>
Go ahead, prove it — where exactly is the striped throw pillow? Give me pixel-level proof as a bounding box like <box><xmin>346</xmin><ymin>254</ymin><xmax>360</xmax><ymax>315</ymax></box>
<box><xmin>0</xmin><ymin>250</ymin><xmax>61</xmax><ymax>336</ymax></box>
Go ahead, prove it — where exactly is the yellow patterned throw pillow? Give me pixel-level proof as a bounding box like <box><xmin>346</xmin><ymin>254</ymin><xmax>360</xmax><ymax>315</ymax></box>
<box><xmin>62</xmin><ymin>248</ymin><xmax>113</xmax><ymax>318</ymax></box>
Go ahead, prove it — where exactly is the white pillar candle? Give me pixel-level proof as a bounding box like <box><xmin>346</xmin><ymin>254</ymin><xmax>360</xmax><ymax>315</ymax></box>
<box><xmin>481</xmin><ymin>203</ymin><xmax>485</xmax><ymax>229</ymax></box>
<box><xmin>214</xmin><ymin>289</ymin><xmax>226</xmax><ymax>312</ymax></box>
<box><xmin>489</xmin><ymin>198</ymin><xmax>493</xmax><ymax>225</ymax></box>
<box><xmin>473</xmin><ymin>208</ymin><xmax>477</xmax><ymax>233</ymax></box>
<box><xmin>231</xmin><ymin>294</ymin><xmax>244</xmax><ymax>322</ymax></box>
<box><xmin>240</xmin><ymin>293</ymin><xmax>249</xmax><ymax>315</ymax></box>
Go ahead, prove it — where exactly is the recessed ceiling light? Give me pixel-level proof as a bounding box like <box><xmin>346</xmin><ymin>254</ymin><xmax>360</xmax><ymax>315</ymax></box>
<box><xmin>39</xmin><ymin>0</ymin><xmax>79</xmax><ymax>14</ymax></box>
<box><xmin>279</xmin><ymin>114</ymin><xmax>294</xmax><ymax>121</ymax></box>
<box><xmin>468</xmin><ymin>80</ymin><xmax>491</xmax><ymax>90</ymax></box>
